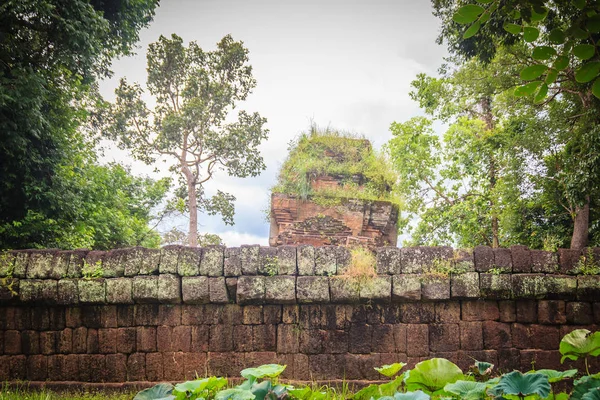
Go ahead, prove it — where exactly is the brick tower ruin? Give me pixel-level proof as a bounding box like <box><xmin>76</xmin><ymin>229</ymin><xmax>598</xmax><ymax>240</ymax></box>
<box><xmin>269</xmin><ymin>130</ymin><xmax>399</xmax><ymax>248</ymax></box>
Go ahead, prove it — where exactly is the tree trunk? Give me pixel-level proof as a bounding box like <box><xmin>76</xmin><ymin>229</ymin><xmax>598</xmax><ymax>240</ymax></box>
<box><xmin>187</xmin><ymin>179</ymin><xmax>198</xmax><ymax>247</ymax></box>
<box><xmin>570</xmin><ymin>196</ymin><xmax>590</xmax><ymax>250</ymax></box>
<box><xmin>481</xmin><ymin>96</ymin><xmax>500</xmax><ymax>248</ymax></box>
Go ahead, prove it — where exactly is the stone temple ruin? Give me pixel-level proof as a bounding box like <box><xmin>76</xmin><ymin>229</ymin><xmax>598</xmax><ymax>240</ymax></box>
<box><xmin>269</xmin><ymin>131</ymin><xmax>399</xmax><ymax>248</ymax></box>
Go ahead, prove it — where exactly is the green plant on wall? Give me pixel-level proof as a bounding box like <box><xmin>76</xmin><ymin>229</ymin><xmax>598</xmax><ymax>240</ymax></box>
<box><xmin>574</xmin><ymin>249</ymin><xmax>600</xmax><ymax>276</ymax></box>
<box><xmin>271</xmin><ymin>124</ymin><xmax>401</xmax><ymax>213</ymax></box>
<box><xmin>82</xmin><ymin>260</ymin><xmax>104</xmax><ymax>280</ymax></box>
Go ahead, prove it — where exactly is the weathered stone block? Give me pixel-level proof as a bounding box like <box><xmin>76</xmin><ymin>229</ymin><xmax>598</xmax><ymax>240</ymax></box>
<box><xmin>159</xmin><ymin>245</ymin><xmax>181</xmax><ymax>274</ymax></box>
<box><xmin>511</xmin><ymin>245</ymin><xmax>532</xmax><ymax>273</ymax></box>
<box><xmin>0</xmin><ymin>251</ymin><xmax>15</xmax><ymax>277</ymax></box>
<box><xmin>26</xmin><ymin>250</ymin><xmax>61</xmax><ymax>279</ymax></box>
<box><xmin>401</xmin><ymin>246</ymin><xmax>453</xmax><ymax>274</ymax></box>
<box><xmin>57</xmin><ymin>279</ymin><xmax>79</xmax><ymax>305</ymax></box>
<box><xmin>265</xmin><ymin>275</ymin><xmax>296</xmax><ymax>304</ymax></box>
<box><xmin>181</xmin><ymin>276</ymin><xmax>209</xmax><ymax>304</ymax></box>
<box><xmin>539</xmin><ymin>275</ymin><xmax>577</xmax><ymax>300</ymax></box>
<box><xmin>531</xmin><ymin>250</ymin><xmax>559</xmax><ymax>273</ymax></box>
<box><xmin>241</xmin><ymin>245</ymin><xmax>259</xmax><ymax>275</ymax></box>
<box><xmin>158</xmin><ymin>274</ymin><xmax>181</xmax><ymax>303</ymax></box>
<box><xmin>429</xmin><ymin>323</ymin><xmax>459</xmax><ymax>352</ymax></box>
<box><xmin>392</xmin><ymin>274</ymin><xmax>421</xmax><ymax>301</ymax></box>
<box><xmin>138</xmin><ymin>248</ymin><xmax>161</xmax><ymax>275</ymax></box>
<box><xmin>558</xmin><ymin>249</ymin><xmax>581</xmax><ymax>274</ymax></box>
<box><xmin>406</xmin><ymin>324</ymin><xmax>429</xmax><ymax>357</ymax></box>
<box><xmin>372</xmin><ymin>324</ymin><xmax>395</xmax><ymax>352</ymax></box>
<box><xmin>178</xmin><ymin>247</ymin><xmax>202</xmax><ymax>276</ymax></box>
<box><xmin>209</xmin><ymin>277</ymin><xmax>229</xmax><ymax>303</ymax></box>
<box><xmin>78</xmin><ymin>279</ymin><xmax>105</xmax><ymax>304</ymax></box>
<box><xmin>460</xmin><ymin>321</ymin><xmax>483</xmax><ymax>350</ymax></box>
<box><xmin>12</xmin><ymin>251</ymin><xmax>29</xmax><ymax>278</ymax></box>
<box><xmin>132</xmin><ymin>276</ymin><xmax>158</xmax><ymax>303</ymax></box>
<box><xmin>538</xmin><ymin>300</ymin><xmax>566</xmax><ymax>325</ymax></box>
<box><xmin>511</xmin><ymin>274</ymin><xmax>541</xmax><ymax>299</ymax></box>
<box><xmin>105</xmin><ymin>278</ymin><xmax>133</xmax><ymax>304</ymax></box>
<box><xmin>329</xmin><ymin>277</ymin><xmax>360</xmax><ymax>303</ymax></box>
<box><xmin>224</xmin><ymin>247</ymin><xmax>241</xmax><ymax>276</ymax></box>
<box><xmin>65</xmin><ymin>250</ymin><xmax>88</xmax><ymax>278</ymax></box>
<box><xmin>297</xmin><ymin>245</ymin><xmax>315</xmax><ymax>275</ymax></box>
<box><xmin>258</xmin><ymin>246</ymin><xmax>279</xmax><ymax>275</ymax></box>
<box><xmin>400</xmin><ymin>302</ymin><xmax>435</xmax><ymax>323</ymax></box>
<box><xmin>19</xmin><ymin>279</ymin><xmax>43</xmax><ymax>302</ymax></box>
<box><xmin>577</xmin><ymin>275</ymin><xmax>600</xmax><ymax>301</ymax></box>
<box><xmin>451</xmin><ymin>272</ymin><xmax>480</xmax><ymax>298</ymax></box>
<box><xmin>480</xmin><ymin>273</ymin><xmax>512</xmax><ymax>299</ymax></box>
<box><xmin>474</xmin><ymin>246</ymin><xmax>494</xmax><ymax>272</ymax></box>
<box><xmin>315</xmin><ymin>246</ymin><xmax>337</xmax><ymax>276</ymax></box>
<box><xmin>236</xmin><ymin>276</ymin><xmax>265</xmax><ymax>304</ymax></box>
<box><xmin>516</xmin><ymin>300</ymin><xmax>537</xmax><ymax>323</ymax></box>
<box><xmin>454</xmin><ymin>249</ymin><xmax>475</xmax><ymax>272</ymax></box>
<box><xmin>360</xmin><ymin>275</ymin><xmax>392</xmax><ymax>302</ymax></box>
<box><xmin>102</xmin><ymin>249</ymin><xmax>127</xmax><ymax>277</ymax></box>
<box><xmin>297</xmin><ymin>276</ymin><xmax>329</xmax><ymax>303</ymax></box>
<box><xmin>462</xmin><ymin>300</ymin><xmax>500</xmax><ymax>321</ymax></box>
<box><xmin>335</xmin><ymin>247</ymin><xmax>351</xmax><ymax>274</ymax></box>
<box><xmin>277</xmin><ymin>246</ymin><xmax>297</xmax><ymax>275</ymax></box>
<box><xmin>200</xmin><ymin>246</ymin><xmax>224</xmax><ymax>276</ymax></box>
<box><xmin>376</xmin><ymin>247</ymin><xmax>401</xmax><ymax>275</ymax></box>
<box><xmin>482</xmin><ymin>321</ymin><xmax>511</xmax><ymax>349</ymax></box>
<box><xmin>225</xmin><ymin>277</ymin><xmax>237</xmax><ymax>300</ymax></box>
<box><xmin>435</xmin><ymin>302</ymin><xmax>460</xmax><ymax>322</ymax></box>
<box><xmin>493</xmin><ymin>248</ymin><xmax>512</xmax><ymax>272</ymax></box>
<box><xmin>566</xmin><ymin>302</ymin><xmax>593</xmax><ymax>324</ymax></box>
<box><xmin>421</xmin><ymin>276</ymin><xmax>450</xmax><ymax>300</ymax></box>
<box><xmin>499</xmin><ymin>300</ymin><xmax>516</xmax><ymax>322</ymax></box>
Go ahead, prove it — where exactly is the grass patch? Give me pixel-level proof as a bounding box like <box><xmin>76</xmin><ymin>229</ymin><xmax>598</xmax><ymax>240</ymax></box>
<box><xmin>0</xmin><ymin>384</ymin><xmax>135</xmax><ymax>400</ymax></box>
<box><xmin>271</xmin><ymin>124</ymin><xmax>401</xmax><ymax>209</ymax></box>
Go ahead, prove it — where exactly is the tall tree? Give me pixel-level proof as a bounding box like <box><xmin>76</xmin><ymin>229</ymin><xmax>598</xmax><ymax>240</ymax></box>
<box><xmin>0</xmin><ymin>0</ymin><xmax>159</xmax><ymax>249</ymax></box>
<box><xmin>432</xmin><ymin>0</ymin><xmax>600</xmax><ymax>249</ymax></box>
<box><xmin>105</xmin><ymin>34</ymin><xmax>269</xmax><ymax>247</ymax></box>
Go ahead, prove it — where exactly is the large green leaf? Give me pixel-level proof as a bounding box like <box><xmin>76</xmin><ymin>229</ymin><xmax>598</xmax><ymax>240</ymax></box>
<box><xmin>530</xmin><ymin>7</ymin><xmax>548</xmax><ymax>22</ymax></box>
<box><xmin>532</xmin><ymin>46</ymin><xmax>557</xmax><ymax>60</ymax></box>
<box><xmin>241</xmin><ymin>364</ymin><xmax>286</xmax><ymax>380</ymax></box>
<box><xmin>492</xmin><ymin>371</ymin><xmax>550</xmax><ymax>398</ymax></box>
<box><xmin>520</xmin><ymin>65</ymin><xmax>548</xmax><ymax>80</ymax></box>
<box><xmin>523</xmin><ymin>27</ymin><xmax>540</xmax><ymax>42</ymax></box>
<box><xmin>444</xmin><ymin>380</ymin><xmax>488</xmax><ymax>399</ymax></box>
<box><xmin>573</xmin><ymin>44</ymin><xmax>596</xmax><ymax>60</ymax></box>
<box><xmin>514</xmin><ymin>81</ymin><xmax>542</xmax><ymax>97</ymax></box>
<box><xmin>572</xmin><ymin>376</ymin><xmax>600</xmax><ymax>400</ymax></box>
<box><xmin>560</xmin><ymin>329</ymin><xmax>600</xmax><ymax>362</ymax></box>
<box><xmin>576</xmin><ymin>62</ymin><xmax>600</xmax><ymax>83</ymax></box>
<box><xmin>583</xmin><ymin>388</ymin><xmax>600</xmax><ymax>400</ymax></box>
<box><xmin>545</xmin><ymin>69</ymin><xmax>559</xmax><ymax>84</ymax></box>
<box><xmin>463</xmin><ymin>21</ymin><xmax>481</xmax><ymax>39</ymax></box>
<box><xmin>250</xmin><ymin>380</ymin><xmax>273</xmax><ymax>400</ymax></box>
<box><xmin>216</xmin><ymin>389</ymin><xmax>256</xmax><ymax>400</ymax></box>
<box><xmin>375</xmin><ymin>363</ymin><xmax>407</xmax><ymax>378</ymax></box>
<box><xmin>553</xmin><ymin>55</ymin><xmax>569</xmax><ymax>71</ymax></box>
<box><xmin>587</xmin><ymin>14</ymin><xmax>600</xmax><ymax>33</ymax></box>
<box><xmin>534</xmin><ymin>83</ymin><xmax>549</xmax><ymax>103</ymax></box>
<box><xmin>174</xmin><ymin>377</ymin><xmax>228</xmax><ymax>395</ymax></box>
<box><xmin>592</xmin><ymin>77</ymin><xmax>600</xmax><ymax>99</ymax></box>
<box><xmin>532</xmin><ymin>369</ymin><xmax>578</xmax><ymax>383</ymax></box>
<box><xmin>504</xmin><ymin>23</ymin><xmax>522</xmax><ymax>35</ymax></box>
<box><xmin>473</xmin><ymin>361</ymin><xmax>494</xmax><ymax>376</ymax></box>
<box><xmin>405</xmin><ymin>358</ymin><xmax>464</xmax><ymax>393</ymax></box>
<box><xmin>393</xmin><ymin>392</ymin><xmax>430</xmax><ymax>400</ymax></box>
<box><xmin>548</xmin><ymin>29</ymin><xmax>566</xmax><ymax>44</ymax></box>
<box><xmin>353</xmin><ymin>375</ymin><xmax>405</xmax><ymax>400</ymax></box>
<box><xmin>453</xmin><ymin>5</ymin><xmax>485</xmax><ymax>24</ymax></box>
<box><xmin>134</xmin><ymin>383</ymin><xmax>175</xmax><ymax>400</ymax></box>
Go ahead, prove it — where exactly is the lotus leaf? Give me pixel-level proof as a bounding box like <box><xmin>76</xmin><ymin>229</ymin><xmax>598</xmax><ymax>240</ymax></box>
<box><xmin>560</xmin><ymin>329</ymin><xmax>600</xmax><ymax>363</ymax></box>
<box><xmin>584</xmin><ymin>389</ymin><xmax>600</xmax><ymax>400</ymax></box>
<box><xmin>531</xmin><ymin>369</ymin><xmax>578</xmax><ymax>383</ymax></box>
<box><xmin>375</xmin><ymin>363</ymin><xmax>407</xmax><ymax>378</ymax></box>
<box><xmin>353</xmin><ymin>375</ymin><xmax>404</xmax><ymax>400</ymax></box>
<box><xmin>492</xmin><ymin>371</ymin><xmax>550</xmax><ymax>399</ymax></box>
<box><xmin>250</xmin><ymin>380</ymin><xmax>273</xmax><ymax>400</ymax></box>
<box><xmin>444</xmin><ymin>380</ymin><xmax>488</xmax><ymax>400</ymax></box>
<box><xmin>241</xmin><ymin>364</ymin><xmax>287</xmax><ymax>380</ymax></box>
<box><xmin>473</xmin><ymin>360</ymin><xmax>494</xmax><ymax>376</ymax></box>
<box><xmin>392</xmin><ymin>392</ymin><xmax>430</xmax><ymax>400</ymax></box>
<box><xmin>216</xmin><ymin>389</ymin><xmax>256</xmax><ymax>400</ymax></box>
<box><xmin>133</xmin><ymin>383</ymin><xmax>175</xmax><ymax>400</ymax></box>
<box><xmin>572</xmin><ymin>376</ymin><xmax>600</xmax><ymax>400</ymax></box>
<box><xmin>405</xmin><ymin>358</ymin><xmax>464</xmax><ymax>393</ymax></box>
<box><xmin>288</xmin><ymin>387</ymin><xmax>328</xmax><ymax>400</ymax></box>
<box><xmin>174</xmin><ymin>377</ymin><xmax>228</xmax><ymax>395</ymax></box>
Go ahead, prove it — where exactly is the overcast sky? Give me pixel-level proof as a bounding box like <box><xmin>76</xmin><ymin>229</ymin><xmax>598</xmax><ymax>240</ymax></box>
<box><xmin>98</xmin><ymin>0</ymin><xmax>448</xmax><ymax>246</ymax></box>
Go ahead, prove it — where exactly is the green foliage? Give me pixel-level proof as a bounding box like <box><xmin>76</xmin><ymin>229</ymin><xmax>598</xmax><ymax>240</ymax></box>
<box><xmin>240</xmin><ymin>364</ymin><xmax>286</xmax><ymax>380</ymax></box>
<box><xmin>443</xmin><ymin>380</ymin><xmax>488</xmax><ymax>399</ymax></box>
<box><xmin>532</xmin><ymin>369</ymin><xmax>578</xmax><ymax>383</ymax></box>
<box><xmin>104</xmin><ymin>34</ymin><xmax>268</xmax><ymax>247</ymax></box>
<box><xmin>272</xmin><ymin>124</ymin><xmax>400</xmax><ymax>209</ymax></box>
<box><xmin>0</xmin><ymin>0</ymin><xmax>159</xmax><ymax>250</ymax></box>
<box><xmin>133</xmin><ymin>383</ymin><xmax>175</xmax><ymax>400</ymax></box>
<box><xmin>404</xmin><ymin>358</ymin><xmax>465</xmax><ymax>394</ymax></box>
<box><xmin>82</xmin><ymin>260</ymin><xmax>104</xmax><ymax>280</ymax></box>
<box><xmin>560</xmin><ymin>329</ymin><xmax>600</xmax><ymax>364</ymax></box>
<box><xmin>491</xmin><ymin>371</ymin><xmax>551</xmax><ymax>399</ymax></box>
<box><xmin>375</xmin><ymin>363</ymin><xmax>407</xmax><ymax>378</ymax></box>
<box><xmin>574</xmin><ymin>249</ymin><xmax>600</xmax><ymax>275</ymax></box>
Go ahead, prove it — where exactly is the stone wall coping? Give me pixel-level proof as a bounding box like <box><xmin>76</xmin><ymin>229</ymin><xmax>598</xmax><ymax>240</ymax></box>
<box><xmin>1</xmin><ymin>245</ymin><xmax>599</xmax><ymax>305</ymax></box>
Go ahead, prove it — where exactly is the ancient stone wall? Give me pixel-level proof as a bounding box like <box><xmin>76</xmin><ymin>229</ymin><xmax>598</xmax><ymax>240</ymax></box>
<box><xmin>0</xmin><ymin>245</ymin><xmax>599</xmax><ymax>387</ymax></box>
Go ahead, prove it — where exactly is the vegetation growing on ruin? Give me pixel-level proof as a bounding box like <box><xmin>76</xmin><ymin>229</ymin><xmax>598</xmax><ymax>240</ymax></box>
<box><xmin>272</xmin><ymin>125</ymin><xmax>401</xmax><ymax>209</ymax></box>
